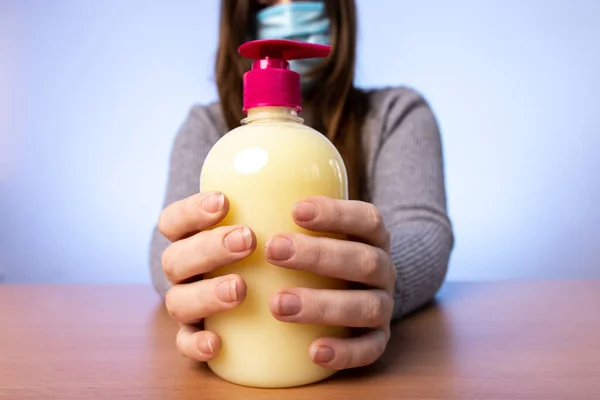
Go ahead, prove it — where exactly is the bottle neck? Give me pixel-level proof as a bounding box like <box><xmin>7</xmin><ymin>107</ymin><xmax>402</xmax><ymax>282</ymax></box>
<box><xmin>241</xmin><ymin>106</ymin><xmax>304</xmax><ymax>125</ymax></box>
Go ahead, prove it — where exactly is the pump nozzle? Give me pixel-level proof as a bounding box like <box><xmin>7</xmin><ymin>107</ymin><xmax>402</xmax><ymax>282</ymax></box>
<box><xmin>238</xmin><ymin>39</ymin><xmax>331</xmax><ymax>113</ymax></box>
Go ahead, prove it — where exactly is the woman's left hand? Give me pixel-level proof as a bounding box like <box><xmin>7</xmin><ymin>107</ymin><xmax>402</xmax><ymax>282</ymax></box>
<box><xmin>265</xmin><ymin>196</ymin><xmax>396</xmax><ymax>370</ymax></box>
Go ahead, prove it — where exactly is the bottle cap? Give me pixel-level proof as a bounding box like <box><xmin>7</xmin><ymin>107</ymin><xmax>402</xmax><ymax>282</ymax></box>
<box><xmin>238</xmin><ymin>39</ymin><xmax>330</xmax><ymax>113</ymax></box>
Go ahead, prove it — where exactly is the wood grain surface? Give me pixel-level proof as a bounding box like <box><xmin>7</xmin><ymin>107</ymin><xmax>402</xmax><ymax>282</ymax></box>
<box><xmin>1</xmin><ymin>281</ymin><xmax>599</xmax><ymax>399</ymax></box>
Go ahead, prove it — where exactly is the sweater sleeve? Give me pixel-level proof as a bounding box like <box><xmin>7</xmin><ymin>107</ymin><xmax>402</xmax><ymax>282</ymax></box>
<box><xmin>369</xmin><ymin>89</ymin><xmax>454</xmax><ymax>319</ymax></box>
<box><xmin>148</xmin><ymin>105</ymin><xmax>221</xmax><ymax>298</ymax></box>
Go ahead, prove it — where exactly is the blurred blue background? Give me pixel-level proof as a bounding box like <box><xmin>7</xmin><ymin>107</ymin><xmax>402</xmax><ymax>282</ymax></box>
<box><xmin>1</xmin><ymin>0</ymin><xmax>599</xmax><ymax>283</ymax></box>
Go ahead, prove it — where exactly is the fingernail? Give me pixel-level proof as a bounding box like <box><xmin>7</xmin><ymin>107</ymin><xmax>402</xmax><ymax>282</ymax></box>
<box><xmin>217</xmin><ymin>279</ymin><xmax>238</xmax><ymax>302</ymax></box>
<box><xmin>275</xmin><ymin>293</ymin><xmax>302</xmax><ymax>315</ymax></box>
<box><xmin>311</xmin><ymin>345</ymin><xmax>335</xmax><ymax>363</ymax></box>
<box><xmin>266</xmin><ymin>237</ymin><xmax>295</xmax><ymax>260</ymax></box>
<box><xmin>293</xmin><ymin>202</ymin><xmax>318</xmax><ymax>222</ymax></box>
<box><xmin>224</xmin><ymin>227</ymin><xmax>252</xmax><ymax>252</ymax></box>
<box><xmin>198</xmin><ymin>337</ymin><xmax>214</xmax><ymax>354</ymax></box>
<box><xmin>202</xmin><ymin>192</ymin><xmax>224</xmax><ymax>213</ymax></box>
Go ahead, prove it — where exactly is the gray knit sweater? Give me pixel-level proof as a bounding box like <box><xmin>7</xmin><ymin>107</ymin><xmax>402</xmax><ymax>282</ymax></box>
<box><xmin>149</xmin><ymin>86</ymin><xmax>454</xmax><ymax>319</ymax></box>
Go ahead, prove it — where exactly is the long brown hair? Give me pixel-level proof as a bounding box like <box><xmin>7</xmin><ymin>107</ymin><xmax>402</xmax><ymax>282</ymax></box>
<box><xmin>215</xmin><ymin>0</ymin><xmax>370</xmax><ymax>200</ymax></box>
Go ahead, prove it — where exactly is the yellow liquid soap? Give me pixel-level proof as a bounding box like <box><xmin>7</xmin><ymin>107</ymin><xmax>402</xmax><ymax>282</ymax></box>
<box><xmin>200</xmin><ymin>107</ymin><xmax>350</xmax><ymax>388</ymax></box>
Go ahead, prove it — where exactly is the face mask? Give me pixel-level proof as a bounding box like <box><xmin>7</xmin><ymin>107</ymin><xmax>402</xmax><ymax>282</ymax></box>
<box><xmin>256</xmin><ymin>1</ymin><xmax>330</xmax><ymax>89</ymax></box>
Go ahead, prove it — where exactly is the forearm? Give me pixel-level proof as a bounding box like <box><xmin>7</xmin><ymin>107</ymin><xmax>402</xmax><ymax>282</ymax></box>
<box><xmin>366</xmin><ymin>89</ymin><xmax>453</xmax><ymax>319</ymax></box>
<box><xmin>390</xmin><ymin>217</ymin><xmax>454</xmax><ymax>319</ymax></box>
<box><xmin>148</xmin><ymin>104</ymin><xmax>224</xmax><ymax>297</ymax></box>
<box><xmin>149</xmin><ymin>227</ymin><xmax>171</xmax><ymax>298</ymax></box>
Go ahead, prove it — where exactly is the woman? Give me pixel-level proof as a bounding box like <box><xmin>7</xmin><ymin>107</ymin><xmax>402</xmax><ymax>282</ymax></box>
<box><xmin>150</xmin><ymin>0</ymin><xmax>454</xmax><ymax>371</ymax></box>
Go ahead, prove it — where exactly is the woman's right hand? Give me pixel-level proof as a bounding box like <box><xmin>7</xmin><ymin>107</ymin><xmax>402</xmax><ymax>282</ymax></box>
<box><xmin>158</xmin><ymin>191</ymin><xmax>256</xmax><ymax>361</ymax></box>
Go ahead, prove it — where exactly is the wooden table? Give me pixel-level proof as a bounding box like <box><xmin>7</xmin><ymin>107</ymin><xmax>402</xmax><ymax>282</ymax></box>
<box><xmin>1</xmin><ymin>281</ymin><xmax>599</xmax><ymax>399</ymax></box>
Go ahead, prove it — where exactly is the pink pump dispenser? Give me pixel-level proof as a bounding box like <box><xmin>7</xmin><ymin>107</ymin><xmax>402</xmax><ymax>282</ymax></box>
<box><xmin>200</xmin><ymin>39</ymin><xmax>349</xmax><ymax>388</ymax></box>
<box><xmin>239</xmin><ymin>39</ymin><xmax>330</xmax><ymax>112</ymax></box>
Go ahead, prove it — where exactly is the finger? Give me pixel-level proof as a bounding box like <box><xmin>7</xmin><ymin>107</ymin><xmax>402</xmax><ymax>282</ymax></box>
<box><xmin>158</xmin><ymin>192</ymin><xmax>228</xmax><ymax>242</ymax></box>
<box><xmin>162</xmin><ymin>225</ymin><xmax>255</xmax><ymax>284</ymax></box>
<box><xmin>265</xmin><ymin>233</ymin><xmax>394</xmax><ymax>289</ymax></box>
<box><xmin>309</xmin><ymin>330</ymin><xmax>389</xmax><ymax>370</ymax></box>
<box><xmin>165</xmin><ymin>274</ymin><xmax>246</xmax><ymax>324</ymax></box>
<box><xmin>292</xmin><ymin>196</ymin><xmax>390</xmax><ymax>250</ymax></box>
<box><xmin>176</xmin><ymin>325</ymin><xmax>222</xmax><ymax>362</ymax></box>
<box><xmin>270</xmin><ymin>288</ymin><xmax>392</xmax><ymax>328</ymax></box>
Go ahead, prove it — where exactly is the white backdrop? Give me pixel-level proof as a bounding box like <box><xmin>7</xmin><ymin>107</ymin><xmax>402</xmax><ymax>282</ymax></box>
<box><xmin>1</xmin><ymin>0</ymin><xmax>599</xmax><ymax>283</ymax></box>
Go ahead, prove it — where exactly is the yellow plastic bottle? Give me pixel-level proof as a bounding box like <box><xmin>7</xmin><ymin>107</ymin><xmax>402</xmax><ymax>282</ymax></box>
<box><xmin>200</xmin><ymin>39</ymin><xmax>349</xmax><ymax>388</ymax></box>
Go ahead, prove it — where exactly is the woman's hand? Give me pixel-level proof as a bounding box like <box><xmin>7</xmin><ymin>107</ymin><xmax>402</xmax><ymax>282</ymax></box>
<box><xmin>158</xmin><ymin>192</ymin><xmax>256</xmax><ymax>361</ymax></box>
<box><xmin>265</xmin><ymin>196</ymin><xmax>396</xmax><ymax>370</ymax></box>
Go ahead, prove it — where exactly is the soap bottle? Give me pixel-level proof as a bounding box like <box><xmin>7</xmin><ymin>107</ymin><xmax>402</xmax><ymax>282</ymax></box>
<box><xmin>200</xmin><ymin>39</ymin><xmax>350</xmax><ymax>388</ymax></box>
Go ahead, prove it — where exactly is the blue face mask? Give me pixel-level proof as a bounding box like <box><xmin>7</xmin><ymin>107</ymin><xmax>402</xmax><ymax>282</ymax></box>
<box><xmin>256</xmin><ymin>1</ymin><xmax>330</xmax><ymax>89</ymax></box>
